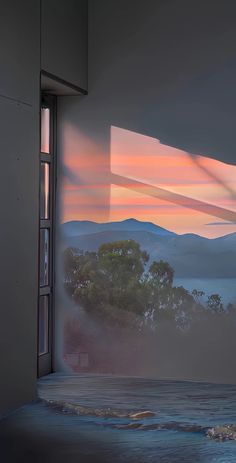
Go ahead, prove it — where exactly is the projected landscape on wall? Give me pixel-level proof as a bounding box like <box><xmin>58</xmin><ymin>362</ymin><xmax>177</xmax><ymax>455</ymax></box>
<box><xmin>61</xmin><ymin>126</ymin><xmax>236</xmax><ymax>379</ymax></box>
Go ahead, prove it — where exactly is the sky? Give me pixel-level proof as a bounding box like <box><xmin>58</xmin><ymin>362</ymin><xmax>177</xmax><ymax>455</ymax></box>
<box><xmin>61</xmin><ymin>125</ymin><xmax>236</xmax><ymax>238</ymax></box>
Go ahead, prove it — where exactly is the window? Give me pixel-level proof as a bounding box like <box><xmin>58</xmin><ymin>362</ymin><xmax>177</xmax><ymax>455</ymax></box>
<box><xmin>38</xmin><ymin>94</ymin><xmax>56</xmax><ymax>377</ymax></box>
<box><xmin>40</xmin><ymin>162</ymin><xmax>50</xmax><ymax>219</ymax></box>
<box><xmin>38</xmin><ymin>296</ymin><xmax>49</xmax><ymax>355</ymax></box>
<box><xmin>40</xmin><ymin>107</ymin><xmax>50</xmax><ymax>154</ymax></box>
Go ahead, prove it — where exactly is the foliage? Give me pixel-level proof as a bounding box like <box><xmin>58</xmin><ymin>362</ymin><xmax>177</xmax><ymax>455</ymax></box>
<box><xmin>63</xmin><ymin>239</ymin><xmax>235</xmax><ymax>331</ymax></box>
<box><xmin>206</xmin><ymin>293</ymin><xmax>224</xmax><ymax>314</ymax></box>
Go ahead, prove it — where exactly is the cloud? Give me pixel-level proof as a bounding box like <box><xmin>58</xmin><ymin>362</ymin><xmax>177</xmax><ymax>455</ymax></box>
<box><xmin>206</xmin><ymin>221</ymin><xmax>236</xmax><ymax>226</ymax></box>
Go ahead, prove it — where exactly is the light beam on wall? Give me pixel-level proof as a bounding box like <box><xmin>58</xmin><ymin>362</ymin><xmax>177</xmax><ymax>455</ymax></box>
<box><xmin>110</xmin><ymin>126</ymin><xmax>236</xmax><ymax>237</ymax></box>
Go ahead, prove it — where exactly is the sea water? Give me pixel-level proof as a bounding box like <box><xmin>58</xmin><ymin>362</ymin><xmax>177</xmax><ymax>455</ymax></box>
<box><xmin>174</xmin><ymin>278</ymin><xmax>236</xmax><ymax>306</ymax></box>
<box><xmin>33</xmin><ymin>374</ymin><xmax>236</xmax><ymax>463</ymax></box>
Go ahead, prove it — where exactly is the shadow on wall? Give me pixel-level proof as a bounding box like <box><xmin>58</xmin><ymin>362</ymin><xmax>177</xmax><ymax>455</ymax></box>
<box><xmin>59</xmin><ymin>0</ymin><xmax>236</xmax><ymax>163</ymax></box>
<box><xmin>57</xmin><ymin>0</ymin><xmax>236</xmax><ymax>225</ymax></box>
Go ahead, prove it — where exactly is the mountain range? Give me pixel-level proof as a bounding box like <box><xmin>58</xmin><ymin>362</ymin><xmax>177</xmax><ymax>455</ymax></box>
<box><xmin>61</xmin><ymin>219</ymin><xmax>236</xmax><ymax>278</ymax></box>
<box><xmin>62</xmin><ymin>218</ymin><xmax>175</xmax><ymax>237</ymax></box>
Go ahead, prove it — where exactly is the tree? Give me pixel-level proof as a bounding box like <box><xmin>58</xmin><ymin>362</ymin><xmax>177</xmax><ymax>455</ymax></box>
<box><xmin>207</xmin><ymin>294</ymin><xmax>224</xmax><ymax>314</ymax></box>
<box><xmin>148</xmin><ymin>260</ymin><xmax>174</xmax><ymax>290</ymax></box>
<box><xmin>64</xmin><ymin>240</ymin><xmax>149</xmax><ymax>325</ymax></box>
<box><xmin>192</xmin><ymin>289</ymin><xmax>205</xmax><ymax>304</ymax></box>
<box><xmin>144</xmin><ymin>260</ymin><xmax>174</xmax><ymax>325</ymax></box>
<box><xmin>97</xmin><ymin>240</ymin><xmax>149</xmax><ymax>316</ymax></box>
<box><xmin>170</xmin><ymin>286</ymin><xmax>196</xmax><ymax>329</ymax></box>
<box><xmin>64</xmin><ymin>247</ymin><xmax>81</xmax><ymax>295</ymax></box>
<box><xmin>144</xmin><ymin>261</ymin><xmax>195</xmax><ymax>329</ymax></box>
<box><xmin>98</xmin><ymin>240</ymin><xmax>149</xmax><ymax>284</ymax></box>
<box><xmin>63</xmin><ymin>240</ymin><xmax>203</xmax><ymax>331</ymax></box>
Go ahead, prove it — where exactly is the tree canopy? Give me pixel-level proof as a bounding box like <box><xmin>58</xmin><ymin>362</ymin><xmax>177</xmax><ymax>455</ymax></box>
<box><xmin>64</xmin><ymin>239</ymin><xmax>234</xmax><ymax>331</ymax></box>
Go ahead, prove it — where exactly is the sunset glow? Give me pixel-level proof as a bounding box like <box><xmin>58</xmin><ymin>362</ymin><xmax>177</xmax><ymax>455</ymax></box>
<box><xmin>61</xmin><ymin>124</ymin><xmax>236</xmax><ymax>238</ymax></box>
<box><xmin>110</xmin><ymin>126</ymin><xmax>236</xmax><ymax>237</ymax></box>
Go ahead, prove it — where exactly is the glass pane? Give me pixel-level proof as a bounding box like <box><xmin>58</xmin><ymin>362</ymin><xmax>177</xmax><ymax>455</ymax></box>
<box><xmin>41</xmin><ymin>107</ymin><xmax>50</xmax><ymax>153</ymax></box>
<box><xmin>38</xmin><ymin>296</ymin><xmax>49</xmax><ymax>355</ymax></box>
<box><xmin>40</xmin><ymin>162</ymin><xmax>50</xmax><ymax>219</ymax></box>
<box><xmin>40</xmin><ymin>229</ymin><xmax>49</xmax><ymax>286</ymax></box>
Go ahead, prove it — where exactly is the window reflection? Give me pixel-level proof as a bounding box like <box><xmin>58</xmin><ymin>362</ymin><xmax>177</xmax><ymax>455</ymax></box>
<box><xmin>40</xmin><ymin>229</ymin><xmax>49</xmax><ymax>287</ymax></box>
<box><xmin>41</xmin><ymin>107</ymin><xmax>50</xmax><ymax>153</ymax></box>
<box><xmin>40</xmin><ymin>162</ymin><xmax>50</xmax><ymax>219</ymax></box>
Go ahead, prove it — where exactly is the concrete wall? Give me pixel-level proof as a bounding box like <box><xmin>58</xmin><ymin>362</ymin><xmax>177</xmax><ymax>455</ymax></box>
<box><xmin>58</xmin><ymin>0</ymin><xmax>236</xmax><ymax>209</ymax></box>
<box><xmin>58</xmin><ymin>0</ymin><xmax>236</xmax><ymax>231</ymax></box>
<box><xmin>0</xmin><ymin>0</ymin><xmax>40</xmax><ymax>417</ymax></box>
<box><xmin>41</xmin><ymin>0</ymin><xmax>88</xmax><ymax>90</ymax></box>
<box><xmin>0</xmin><ymin>0</ymin><xmax>88</xmax><ymax>417</ymax></box>
<box><xmin>87</xmin><ymin>0</ymin><xmax>236</xmax><ymax>164</ymax></box>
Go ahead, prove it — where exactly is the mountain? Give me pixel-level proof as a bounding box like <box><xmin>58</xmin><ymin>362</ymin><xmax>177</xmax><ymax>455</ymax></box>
<box><xmin>61</xmin><ymin>220</ymin><xmax>236</xmax><ymax>278</ymax></box>
<box><xmin>62</xmin><ymin>218</ymin><xmax>176</xmax><ymax>237</ymax></box>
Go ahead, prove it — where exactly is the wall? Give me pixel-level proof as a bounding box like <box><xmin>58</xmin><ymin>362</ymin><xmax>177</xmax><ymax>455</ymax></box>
<box><xmin>87</xmin><ymin>0</ymin><xmax>236</xmax><ymax>164</ymax></box>
<box><xmin>58</xmin><ymin>0</ymin><xmax>236</xmax><ymax>212</ymax></box>
<box><xmin>57</xmin><ymin>0</ymin><xmax>236</xmax><ymax>382</ymax></box>
<box><xmin>0</xmin><ymin>0</ymin><xmax>88</xmax><ymax>417</ymax></box>
<box><xmin>0</xmin><ymin>0</ymin><xmax>40</xmax><ymax>417</ymax></box>
<box><xmin>41</xmin><ymin>0</ymin><xmax>88</xmax><ymax>91</ymax></box>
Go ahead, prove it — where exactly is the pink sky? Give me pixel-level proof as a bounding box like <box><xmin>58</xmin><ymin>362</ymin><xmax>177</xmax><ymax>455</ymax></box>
<box><xmin>61</xmin><ymin>124</ymin><xmax>236</xmax><ymax>238</ymax></box>
<box><xmin>110</xmin><ymin>126</ymin><xmax>236</xmax><ymax>238</ymax></box>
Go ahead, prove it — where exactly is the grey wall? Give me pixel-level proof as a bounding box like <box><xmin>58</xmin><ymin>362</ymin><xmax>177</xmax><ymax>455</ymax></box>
<box><xmin>59</xmin><ymin>0</ymin><xmax>236</xmax><ymax>165</ymax></box>
<box><xmin>0</xmin><ymin>0</ymin><xmax>88</xmax><ymax>417</ymax></box>
<box><xmin>58</xmin><ymin>0</ymin><xmax>236</xmax><ymax>229</ymax></box>
<box><xmin>58</xmin><ymin>0</ymin><xmax>236</xmax><ymax>232</ymax></box>
<box><xmin>41</xmin><ymin>0</ymin><xmax>88</xmax><ymax>90</ymax></box>
<box><xmin>0</xmin><ymin>0</ymin><xmax>40</xmax><ymax>417</ymax></box>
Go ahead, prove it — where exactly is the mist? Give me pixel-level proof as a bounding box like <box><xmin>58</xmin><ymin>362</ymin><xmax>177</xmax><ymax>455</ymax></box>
<box><xmin>58</xmin><ymin>290</ymin><xmax>236</xmax><ymax>384</ymax></box>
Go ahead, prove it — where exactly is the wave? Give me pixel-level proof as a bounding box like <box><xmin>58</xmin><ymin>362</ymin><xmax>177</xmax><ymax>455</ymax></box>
<box><xmin>42</xmin><ymin>399</ymin><xmax>236</xmax><ymax>441</ymax></box>
<box><xmin>42</xmin><ymin>399</ymin><xmax>155</xmax><ymax>419</ymax></box>
<box><xmin>108</xmin><ymin>421</ymin><xmax>206</xmax><ymax>433</ymax></box>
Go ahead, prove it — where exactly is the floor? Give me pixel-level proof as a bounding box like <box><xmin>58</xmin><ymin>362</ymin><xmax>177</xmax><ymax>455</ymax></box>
<box><xmin>0</xmin><ymin>373</ymin><xmax>123</xmax><ymax>463</ymax></box>
<box><xmin>1</xmin><ymin>373</ymin><xmax>236</xmax><ymax>463</ymax></box>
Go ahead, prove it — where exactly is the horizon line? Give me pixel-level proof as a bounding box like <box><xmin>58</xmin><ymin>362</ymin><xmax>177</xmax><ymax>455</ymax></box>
<box><xmin>61</xmin><ymin>217</ymin><xmax>236</xmax><ymax>240</ymax></box>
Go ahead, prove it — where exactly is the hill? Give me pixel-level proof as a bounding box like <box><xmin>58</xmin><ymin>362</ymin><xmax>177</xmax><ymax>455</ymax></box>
<box><xmin>62</xmin><ymin>218</ymin><xmax>176</xmax><ymax>237</ymax></box>
<box><xmin>61</xmin><ymin>220</ymin><xmax>236</xmax><ymax>278</ymax></box>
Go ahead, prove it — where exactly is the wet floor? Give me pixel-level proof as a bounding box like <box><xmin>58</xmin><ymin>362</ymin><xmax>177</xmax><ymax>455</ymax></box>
<box><xmin>1</xmin><ymin>373</ymin><xmax>236</xmax><ymax>462</ymax></box>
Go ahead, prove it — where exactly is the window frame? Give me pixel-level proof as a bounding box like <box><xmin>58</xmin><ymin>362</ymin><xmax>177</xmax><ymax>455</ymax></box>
<box><xmin>38</xmin><ymin>93</ymin><xmax>57</xmax><ymax>377</ymax></box>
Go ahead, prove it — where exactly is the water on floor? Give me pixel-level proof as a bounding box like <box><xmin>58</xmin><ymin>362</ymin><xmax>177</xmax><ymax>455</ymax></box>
<box><xmin>1</xmin><ymin>373</ymin><xmax>236</xmax><ymax>463</ymax></box>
